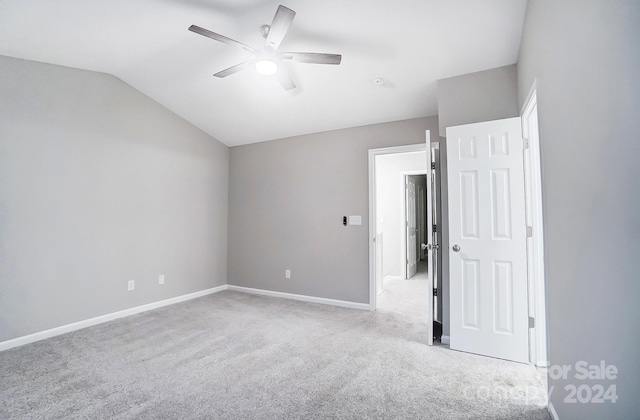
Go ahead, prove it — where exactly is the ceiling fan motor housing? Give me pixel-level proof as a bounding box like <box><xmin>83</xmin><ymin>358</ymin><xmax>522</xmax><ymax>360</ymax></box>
<box><xmin>260</xmin><ymin>24</ymin><xmax>271</xmax><ymax>39</ymax></box>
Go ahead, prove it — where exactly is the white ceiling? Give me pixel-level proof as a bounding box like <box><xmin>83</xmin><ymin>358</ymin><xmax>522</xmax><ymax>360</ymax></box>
<box><xmin>0</xmin><ymin>0</ymin><xmax>527</xmax><ymax>146</ymax></box>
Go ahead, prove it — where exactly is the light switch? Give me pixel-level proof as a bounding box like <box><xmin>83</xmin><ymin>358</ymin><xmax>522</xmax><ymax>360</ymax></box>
<box><xmin>348</xmin><ymin>215</ymin><xmax>362</xmax><ymax>226</ymax></box>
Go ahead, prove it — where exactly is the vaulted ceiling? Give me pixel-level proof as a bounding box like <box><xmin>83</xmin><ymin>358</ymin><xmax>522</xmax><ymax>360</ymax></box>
<box><xmin>0</xmin><ymin>0</ymin><xmax>527</xmax><ymax>146</ymax></box>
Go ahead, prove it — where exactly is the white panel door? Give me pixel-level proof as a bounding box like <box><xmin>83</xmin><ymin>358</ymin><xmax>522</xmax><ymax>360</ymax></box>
<box><xmin>446</xmin><ymin>117</ymin><xmax>528</xmax><ymax>363</ymax></box>
<box><xmin>424</xmin><ymin>132</ymin><xmax>434</xmax><ymax>346</ymax></box>
<box><xmin>405</xmin><ymin>176</ymin><xmax>417</xmax><ymax>278</ymax></box>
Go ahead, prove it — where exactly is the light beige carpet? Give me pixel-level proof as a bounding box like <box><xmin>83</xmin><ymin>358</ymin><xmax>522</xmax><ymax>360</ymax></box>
<box><xmin>0</xmin><ymin>290</ymin><xmax>549</xmax><ymax>419</ymax></box>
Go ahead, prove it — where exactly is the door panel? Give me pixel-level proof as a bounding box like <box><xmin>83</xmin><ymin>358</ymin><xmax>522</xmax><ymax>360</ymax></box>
<box><xmin>447</xmin><ymin>117</ymin><xmax>528</xmax><ymax>363</ymax></box>
<box><xmin>459</xmin><ymin>171</ymin><xmax>480</xmax><ymax>238</ymax></box>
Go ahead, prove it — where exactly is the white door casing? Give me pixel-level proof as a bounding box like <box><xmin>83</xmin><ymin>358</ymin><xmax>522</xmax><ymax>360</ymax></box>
<box><xmin>447</xmin><ymin>118</ymin><xmax>529</xmax><ymax>363</ymax></box>
<box><xmin>522</xmin><ymin>85</ymin><xmax>548</xmax><ymax>367</ymax></box>
<box><xmin>406</xmin><ymin>176</ymin><xmax>417</xmax><ymax>278</ymax></box>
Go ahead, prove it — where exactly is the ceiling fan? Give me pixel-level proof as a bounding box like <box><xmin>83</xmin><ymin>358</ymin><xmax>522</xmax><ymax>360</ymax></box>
<box><xmin>188</xmin><ymin>5</ymin><xmax>342</xmax><ymax>90</ymax></box>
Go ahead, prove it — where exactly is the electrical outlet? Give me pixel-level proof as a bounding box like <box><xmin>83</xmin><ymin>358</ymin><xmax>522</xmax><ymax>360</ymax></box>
<box><xmin>285</xmin><ymin>269</ymin><xmax>291</xmax><ymax>279</ymax></box>
<box><xmin>128</xmin><ymin>280</ymin><xmax>135</xmax><ymax>291</ymax></box>
<box><xmin>159</xmin><ymin>274</ymin><xmax>165</xmax><ymax>285</ymax></box>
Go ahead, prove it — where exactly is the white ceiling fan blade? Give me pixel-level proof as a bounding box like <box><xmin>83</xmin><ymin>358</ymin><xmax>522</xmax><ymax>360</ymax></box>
<box><xmin>214</xmin><ymin>60</ymin><xmax>254</xmax><ymax>78</ymax></box>
<box><xmin>280</xmin><ymin>52</ymin><xmax>342</xmax><ymax>65</ymax></box>
<box><xmin>266</xmin><ymin>5</ymin><xmax>295</xmax><ymax>49</ymax></box>
<box><xmin>277</xmin><ymin>71</ymin><xmax>296</xmax><ymax>90</ymax></box>
<box><xmin>189</xmin><ymin>25</ymin><xmax>255</xmax><ymax>53</ymax></box>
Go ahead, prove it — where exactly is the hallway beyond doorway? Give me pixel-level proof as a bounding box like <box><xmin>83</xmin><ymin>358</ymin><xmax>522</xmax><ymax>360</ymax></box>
<box><xmin>377</xmin><ymin>260</ymin><xmax>429</xmax><ymax>324</ymax></box>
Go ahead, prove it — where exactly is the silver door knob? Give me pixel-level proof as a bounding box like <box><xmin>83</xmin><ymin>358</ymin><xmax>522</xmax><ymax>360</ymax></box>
<box><xmin>421</xmin><ymin>243</ymin><xmax>428</xmax><ymax>250</ymax></box>
<box><xmin>452</xmin><ymin>244</ymin><xmax>461</xmax><ymax>252</ymax></box>
<box><xmin>433</xmin><ymin>244</ymin><xmax>440</xmax><ymax>250</ymax></box>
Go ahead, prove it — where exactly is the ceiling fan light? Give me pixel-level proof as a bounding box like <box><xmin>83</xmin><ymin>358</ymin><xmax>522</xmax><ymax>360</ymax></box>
<box><xmin>256</xmin><ymin>59</ymin><xmax>278</xmax><ymax>76</ymax></box>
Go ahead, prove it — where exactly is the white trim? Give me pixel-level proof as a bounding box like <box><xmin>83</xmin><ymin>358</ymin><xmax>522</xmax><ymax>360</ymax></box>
<box><xmin>227</xmin><ymin>285</ymin><xmax>370</xmax><ymax>311</ymax></box>
<box><xmin>521</xmin><ymin>78</ymin><xmax>539</xmax><ymax>116</ymax></box>
<box><xmin>441</xmin><ymin>335</ymin><xmax>450</xmax><ymax>345</ymax></box>
<box><xmin>383</xmin><ymin>275</ymin><xmax>401</xmax><ymax>285</ymax></box>
<box><xmin>368</xmin><ymin>143</ymin><xmax>428</xmax><ymax>312</ymax></box>
<box><xmin>521</xmin><ymin>82</ymin><xmax>549</xmax><ymax>368</ymax></box>
<box><xmin>0</xmin><ymin>285</ymin><xmax>228</xmax><ymax>352</ymax></box>
<box><xmin>547</xmin><ymin>401</ymin><xmax>559</xmax><ymax>420</ymax></box>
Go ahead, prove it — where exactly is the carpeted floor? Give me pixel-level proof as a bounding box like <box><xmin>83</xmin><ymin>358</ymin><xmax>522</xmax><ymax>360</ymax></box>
<box><xmin>0</xmin><ymin>291</ymin><xmax>549</xmax><ymax>419</ymax></box>
<box><xmin>377</xmin><ymin>274</ymin><xmax>429</xmax><ymax>324</ymax></box>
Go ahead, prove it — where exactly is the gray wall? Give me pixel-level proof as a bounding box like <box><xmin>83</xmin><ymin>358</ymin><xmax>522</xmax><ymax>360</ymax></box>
<box><xmin>518</xmin><ymin>1</ymin><xmax>640</xmax><ymax>419</ymax></box>
<box><xmin>437</xmin><ymin>64</ymin><xmax>519</xmax><ymax>137</ymax></box>
<box><xmin>0</xmin><ymin>56</ymin><xmax>229</xmax><ymax>342</ymax></box>
<box><xmin>228</xmin><ymin>117</ymin><xmax>439</xmax><ymax>303</ymax></box>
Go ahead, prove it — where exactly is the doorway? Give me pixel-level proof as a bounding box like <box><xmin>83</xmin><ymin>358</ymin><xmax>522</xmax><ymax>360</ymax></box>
<box><xmin>368</xmin><ymin>135</ymin><xmax>437</xmax><ymax>345</ymax></box>
<box><xmin>401</xmin><ymin>172</ymin><xmax>428</xmax><ymax>281</ymax></box>
<box><xmin>376</xmin><ymin>171</ymin><xmax>429</xmax><ymax>325</ymax></box>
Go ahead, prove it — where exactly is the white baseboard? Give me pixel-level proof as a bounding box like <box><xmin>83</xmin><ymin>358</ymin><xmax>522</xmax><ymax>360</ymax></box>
<box><xmin>441</xmin><ymin>335</ymin><xmax>450</xmax><ymax>345</ymax></box>
<box><xmin>227</xmin><ymin>285</ymin><xmax>370</xmax><ymax>311</ymax></box>
<box><xmin>1</xmin><ymin>284</ymin><xmax>369</xmax><ymax>352</ymax></box>
<box><xmin>0</xmin><ymin>285</ymin><xmax>228</xmax><ymax>352</ymax></box>
<box><xmin>548</xmin><ymin>401</ymin><xmax>559</xmax><ymax>420</ymax></box>
<box><xmin>383</xmin><ymin>275</ymin><xmax>401</xmax><ymax>285</ymax></box>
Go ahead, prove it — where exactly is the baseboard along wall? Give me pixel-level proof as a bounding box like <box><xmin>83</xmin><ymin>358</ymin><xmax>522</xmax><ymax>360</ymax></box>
<box><xmin>1</xmin><ymin>284</ymin><xmax>370</xmax><ymax>352</ymax></box>
<box><xmin>0</xmin><ymin>285</ymin><xmax>228</xmax><ymax>352</ymax></box>
<box><xmin>383</xmin><ymin>275</ymin><xmax>401</xmax><ymax>285</ymax></box>
<box><xmin>227</xmin><ymin>285</ymin><xmax>370</xmax><ymax>311</ymax></box>
<box><xmin>547</xmin><ymin>401</ymin><xmax>559</xmax><ymax>420</ymax></box>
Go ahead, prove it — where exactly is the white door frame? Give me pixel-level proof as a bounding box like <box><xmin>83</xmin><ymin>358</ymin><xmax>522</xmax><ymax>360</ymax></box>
<box><xmin>400</xmin><ymin>170</ymin><xmax>428</xmax><ymax>281</ymax></box>
<box><xmin>521</xmin><ymin>80</ymin><xmax>548</xmax><ymax>367</ymax></box>
<box><xmin>368</xmin><ymin>143</ymin><xmax>428</xmax><ymax>313</ymax></box>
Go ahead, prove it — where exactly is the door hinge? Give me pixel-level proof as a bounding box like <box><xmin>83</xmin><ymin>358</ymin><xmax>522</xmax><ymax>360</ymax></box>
<box><xmin>432</xmin><ymin>224</ymin><xmax>437</xmax><ymax>233</ymax></box>
<box><xmin>523</xmin><ymin>138</ymin><xmax>530</xmax><ymax>150</ymax></box>
<box><xmin>433</xmin><ymin>288</ymin><xmax>438</xmax><ymax>297</ymax></box>
<box><xmin>528</xmin><ymin>316</ymin><xmax>535</xmax><ymax>328</ymax></box>
<box><xmin>431</xmin><ymin>162</ymin><xmax>436</xmax><ymax>170</ymax></box>
<box><xmin>526</xmin><ymin>226</ymin><xmax>533</xmax><ymax>237</ymax></box>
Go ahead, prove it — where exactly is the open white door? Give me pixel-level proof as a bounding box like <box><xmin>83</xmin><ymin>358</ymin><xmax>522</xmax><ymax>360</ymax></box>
<box><xmin>424</xmin><ymin>131</ymin><xmax>434</xmax><ymax>346</ymax></box>
<box><xmin>446</xmin><ymin>118</ymin><xmax>528</xmax><ymax>363</ymax></box>
<box><xmin>405</xmin><ymin>176</ymin><xmax>418</xmax><ymax>278</ymax></box>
